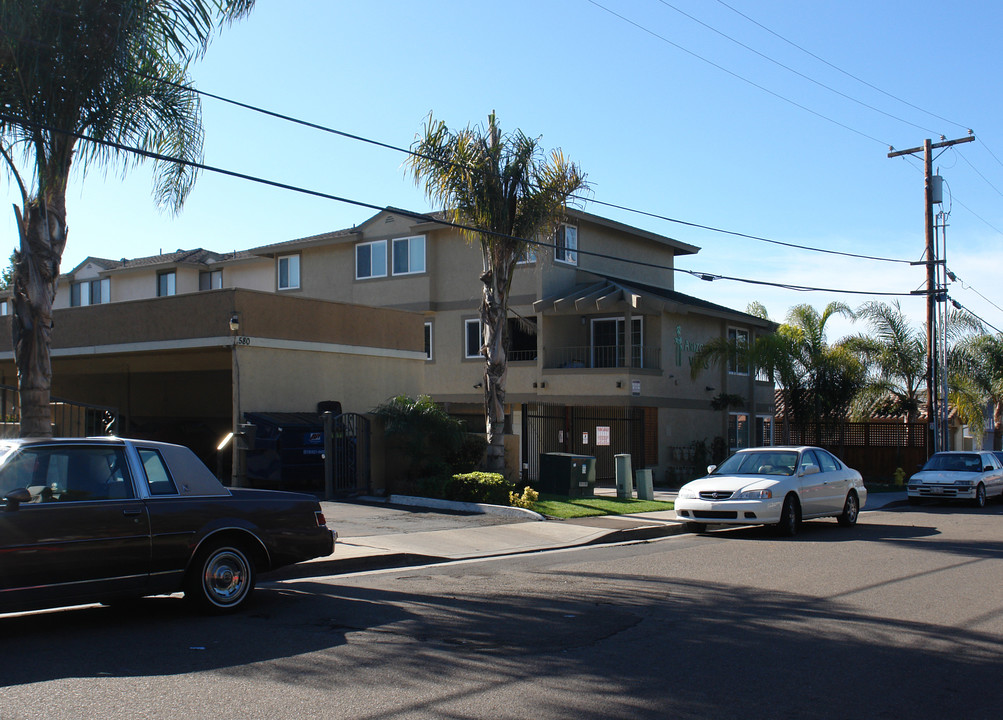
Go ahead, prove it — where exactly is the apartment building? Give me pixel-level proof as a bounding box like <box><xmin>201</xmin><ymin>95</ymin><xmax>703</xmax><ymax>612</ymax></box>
<box><xmin>0</xmin><ymin>207</ymin><xmax>775</xmax><ymax>484</ymax></box>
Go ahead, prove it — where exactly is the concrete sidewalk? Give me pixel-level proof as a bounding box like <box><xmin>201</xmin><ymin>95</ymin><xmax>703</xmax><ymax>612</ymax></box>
<box><xmin>273</xmin><ymin>489</ymin><xmax>907</xmax><ymax>579</ymax></box>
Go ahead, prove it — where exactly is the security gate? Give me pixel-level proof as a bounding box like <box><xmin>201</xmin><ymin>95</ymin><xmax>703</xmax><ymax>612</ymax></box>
<box><xmin>522</xmin><ymin>403</ymin><xmax>647</xmax><ymax>483</ymax></box>
<box><xmin>324</xmin><ymin>412</ymin><xmax>371</xmax><ymax>495</ymax></box>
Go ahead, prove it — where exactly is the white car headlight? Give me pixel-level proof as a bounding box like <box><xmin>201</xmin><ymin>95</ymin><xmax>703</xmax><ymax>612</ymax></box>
<box><xmin>737</xmin><ymin>489</ymin><xmax>772</xmax><ymax>500</ymax></box>
<box><xmin>678</xmin><ymin>488</ymin><xmax>697</xmax><ymax>499</ymax></box>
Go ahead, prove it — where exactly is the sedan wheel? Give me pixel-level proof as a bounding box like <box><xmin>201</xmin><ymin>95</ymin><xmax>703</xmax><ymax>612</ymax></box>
<box><xmin>776</xmin><ymin>495</ymin><xmax>800</xmax><ymax>537</ymax></box>
<box><xmin>973</xmin><ymin>483</ymin><xmax>987</xmax><ymax>508</ymax></box>
<box><xmin>837</xmin><ymin>492</ymin><xmax>859</xmax><ymax>527</ymax></box>
<box><xmin>186</xmin><ymin>542</ymin><xmax>256</xmax><ymax>613</ymax></box>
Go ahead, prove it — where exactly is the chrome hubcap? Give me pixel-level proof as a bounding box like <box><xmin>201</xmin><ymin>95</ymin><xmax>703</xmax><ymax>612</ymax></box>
<box><xmin>204</xmin><ymin>549</ymin><xmax>248</xmax><ymax>605</ymax></box>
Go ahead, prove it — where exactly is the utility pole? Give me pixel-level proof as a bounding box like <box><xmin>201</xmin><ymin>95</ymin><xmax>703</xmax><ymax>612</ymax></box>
<box><xmin>888</xmin><ymin>133</ymin><xmax>974</xmax><ymax>454</ymax></box>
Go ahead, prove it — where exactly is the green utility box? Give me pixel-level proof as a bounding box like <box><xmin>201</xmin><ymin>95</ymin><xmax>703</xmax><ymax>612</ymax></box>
<box><xmin>538</xmin><ymin>453</ymin><xmax>596</xmax><ymax>498</ymax></box>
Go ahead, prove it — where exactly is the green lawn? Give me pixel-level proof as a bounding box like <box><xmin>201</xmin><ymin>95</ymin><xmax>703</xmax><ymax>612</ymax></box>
<box><xmin>532</xmin><ymin>494</ymin><xmax>675</xmax><ymax>519</ymax></box>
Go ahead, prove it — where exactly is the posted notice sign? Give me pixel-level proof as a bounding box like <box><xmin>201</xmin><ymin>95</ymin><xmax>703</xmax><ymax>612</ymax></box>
<box><xmin>596</xmin><ymin>426</ymin><xmax>611</xmax><ymax>446</ymax></box>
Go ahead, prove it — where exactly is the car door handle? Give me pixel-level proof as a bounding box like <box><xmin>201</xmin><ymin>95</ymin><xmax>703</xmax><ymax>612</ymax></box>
<box><xmin>123</xmin><ymin>509</ymin><xmax>143</xmax><ymax>517</ymax></box>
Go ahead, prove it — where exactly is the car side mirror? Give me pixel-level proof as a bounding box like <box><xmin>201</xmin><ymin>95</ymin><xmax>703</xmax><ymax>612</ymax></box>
<box><xmin>3</xmin><ymin>487</ymin><xmax>31</xmax><ymax>511</ymax></box>
<box><xmin>985</xmin><ymin>466</ymin><xmax>993</xmax><ymax>472</ymax></box>
<box><xmin>707</xmin><ymin>465</ymin><xmax>717</xmax><ymax>475</ymax></box>
<box><xmin>800</xmin><ymin>466</ymin><xmax>820</xmax><ymax>477</ymax></box>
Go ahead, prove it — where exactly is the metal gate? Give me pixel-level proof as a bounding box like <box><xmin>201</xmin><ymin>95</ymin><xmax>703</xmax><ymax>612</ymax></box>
<box><xmin>324</xmin><ymin>412</ymin><xmax>371</xmax><ymax>495</ymax></box>
<box><xmin>0</xmin><ymin>384</ymin><xmax>118</xmax><ymax>438</ymax></box>
<box><xmin>522</xmin><ymin>403</ymin><xmax>646</xmax><ymax>483</ymax></box>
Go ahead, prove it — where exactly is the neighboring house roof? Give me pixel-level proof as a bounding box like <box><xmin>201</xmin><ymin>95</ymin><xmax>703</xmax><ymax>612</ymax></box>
<box><xmin>533</xmin><ymin>274</ymin><xmax>776</xmax><ymax>329</ymax></box>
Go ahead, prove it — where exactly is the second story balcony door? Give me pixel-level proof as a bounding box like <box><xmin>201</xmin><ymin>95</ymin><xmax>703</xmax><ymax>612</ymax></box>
<box><xmin>591</xmin><ymin>317</ymin><xmax>643</xmax><ymax>369</ymax></box>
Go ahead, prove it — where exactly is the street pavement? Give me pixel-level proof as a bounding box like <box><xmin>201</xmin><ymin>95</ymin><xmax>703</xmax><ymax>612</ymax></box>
<box><xmin>272</xmin><ymin>487</ymin><xmax>908</xmax><ymax>579</ymax></box>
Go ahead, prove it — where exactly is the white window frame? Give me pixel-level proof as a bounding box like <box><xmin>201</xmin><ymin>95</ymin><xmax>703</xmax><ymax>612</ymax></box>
<box><xmin>465</xmin><ymin>318</ymin><xmax>484</xmax><ymax>359</ymax></box>
<box><xmin>277</xmin><ymin>254</ymin><xmax>300</xmax><ymax>290</ymax></box>
<box><xmin>200</xmin><ymin>269</ymin><xmax>223</xmax><ymax>291</ymax></box>
<box><xmin>589</xmin><ymin>316</ymin><xmax>644</xmax><ymax>368</ymax></box>
<box><xmin>727</xmin><ymin>327</ymin><xmax>749</xmax><ymax>376</ymax></box>
<box><xmin>729</xmin><ymin>412</ymin><xmax>750</xmax><ymax>452</ymax></box>
<box><xmin>424</xmin><ymin>321</ymin><xmax>433</xmax><ymax>361</ymax></box>
<box><xmin>392</xmin><ymin>235</ymin><xmax>426</xmax><ymax>276</ymax></box>
<box><xmin>555</xmin><ymin>224</ymin><xmax>578</xmax><ymax>266</ymax></box>
<box><xmin>157</xmin><ymin>271</ymin><xmax>176</xmax><ymax>297</ymax></box>
<box><xmin>356</xmin><ymin>240</ymin><xmax>388</xmax><ymax>280</ymax></box>
<box><xmin>517</xmin><ymin>244</ymin><xmax>537</xmax><ymax>264</ymax></box>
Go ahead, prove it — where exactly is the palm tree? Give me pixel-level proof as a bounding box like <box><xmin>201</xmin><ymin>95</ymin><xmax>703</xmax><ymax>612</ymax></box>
<box><xmin>844</xmin><ymin>301</ymin><xmax>926</xmax><ymax>421</ymax></box>
<box><xmin>692</xmin><ymin>301</ymin><xmax>862</xmax><ymax>444</ymax></box>
<box><xmin>953</xmin><ymin>333</ymin><xmax>1003</xmax><ymax>450</ymax></box>
<box><xmin>846</xmin><ymin>300</ymin><xmax>984</xmax><ymax>437</ymax></box>
<box><xmin>407</xmin><ymin>112</ymin><xmax>586</xmax><ymax>472</ymax></box>
<box><xmin>0</xmin><ymin>0</ymin><xmax>255</xmax><ymax>436</ymax></box>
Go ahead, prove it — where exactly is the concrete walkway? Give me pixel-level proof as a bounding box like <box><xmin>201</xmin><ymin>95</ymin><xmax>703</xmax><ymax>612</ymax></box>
<box><xmin>273</xmin><ymin>489</ymin><xmax>907</xmax><ymax>579</ymax></box>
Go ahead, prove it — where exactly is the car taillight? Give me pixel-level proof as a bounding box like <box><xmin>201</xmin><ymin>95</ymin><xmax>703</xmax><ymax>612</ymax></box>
<box><xmin>315</xmin><ymin>510</ymin><xmax>327</xmax><ymax>527</ymax></box>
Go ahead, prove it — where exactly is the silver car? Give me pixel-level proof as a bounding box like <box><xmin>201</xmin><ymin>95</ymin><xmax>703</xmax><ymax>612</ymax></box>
<box><xmin>907</xmin><ymin>451</ymin><xmax>1003</xmax><ymax>507</ymax></box>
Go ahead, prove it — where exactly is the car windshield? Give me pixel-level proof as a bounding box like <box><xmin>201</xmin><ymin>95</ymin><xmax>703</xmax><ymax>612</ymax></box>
<box><xmin>922</xmin><ymin>453</ymin><xmax>983</xmax><ymax>472</ymax></box>
<box><xmin>713</xmin><ymin>451</ymin><xmax>799</xmax><ymax>476</ymax></box>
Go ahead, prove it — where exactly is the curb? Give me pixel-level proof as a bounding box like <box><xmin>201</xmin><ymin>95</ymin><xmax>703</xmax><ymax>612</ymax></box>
<box><xmin>269</xmin><ymin>520</ymin><xmax>686</xmax><ymax>581</ymax></box>
<box><xmin>380</xmin><ymin>494</ymin><xmax>546</xmax><ymax>521</ymax></box>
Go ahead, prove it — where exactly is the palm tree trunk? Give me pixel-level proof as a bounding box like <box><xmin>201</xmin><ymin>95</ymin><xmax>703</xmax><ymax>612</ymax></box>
<box><xmin>11</xmin><ymin>197</ymin><xmax>66</xmax><ymax>437</ymax></box>
<box><xmin>480</xmin><ymin>263</ymin><xmax>510</xmax><ymax>474</ymax></box>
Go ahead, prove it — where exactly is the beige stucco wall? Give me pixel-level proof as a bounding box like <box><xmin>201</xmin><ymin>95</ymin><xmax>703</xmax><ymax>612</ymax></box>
<box><xmin>234</xmin><ymin>345</ymin><xmax>422</xmax><ymax>415</ymax></box>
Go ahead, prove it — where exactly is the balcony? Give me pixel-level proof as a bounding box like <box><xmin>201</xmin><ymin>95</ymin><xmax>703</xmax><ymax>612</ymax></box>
<box><xmin>544</xmin><ymin>345</ymin><xmax>661</xmax><ymax>370</ymax></box>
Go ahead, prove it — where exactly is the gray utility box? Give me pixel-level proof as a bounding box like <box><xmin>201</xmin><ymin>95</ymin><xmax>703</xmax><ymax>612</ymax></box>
<box><xmin>538</xmin><ymin>453</ymin><xmax>596</xmax><ymax>498</ymax></box>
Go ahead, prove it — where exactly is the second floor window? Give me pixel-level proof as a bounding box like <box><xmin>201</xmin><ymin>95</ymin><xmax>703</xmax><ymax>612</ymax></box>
<box><xmin>157</xmin><ymin>271</ymin><xmax>176</xmax><ymax>298</ymax></box>
<box><xmin>200</xmin><ymin>269</ymin><xmax>223</xmax><ymax>290</ymax></box>
<box><xmin>356</xmin><ymin>240</ymin><xmax>387</xmax><ymax>279</ymax></box>
<box><xmin>392</xmin><ymin>235</ymin><xmax>425</xmax><ymax>275</ymax></box>
<box><xmin>278</xmin><ymin>254</ymin><xmax>300</xmax><ymax>290</ymax></box>
<box><xmin>465</xmin><ymin>318</ymin><xmax>483</xmax><ymax>359</ymax></box>
<box><xmin>728</xmin><ymin>327</ymin><xmax>749</xmax><ymax>375</ymax></box>
<box><xmin>71</xmin><ymin>278</ymin><xmax>110</xmax><ymax>306</ymax></box>
<box><xmin>555</xmin><ymin>224</ymin><xmax>578</xmax><ymax>265</ymax></box>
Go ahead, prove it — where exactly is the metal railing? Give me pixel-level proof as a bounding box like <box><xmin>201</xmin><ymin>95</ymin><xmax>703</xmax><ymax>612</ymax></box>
<box><xmin>0</xmin><ymin>384</ymin><xmax>118</xmax><ymax>438</ymax></box>
<box><xmin>543</xmin><ymin>345</ymin><xmax>661</xmax><ymax>370</ymax></box>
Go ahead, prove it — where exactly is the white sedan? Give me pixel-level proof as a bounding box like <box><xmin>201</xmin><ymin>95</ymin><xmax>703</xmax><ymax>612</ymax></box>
<box><xmin>907</xmin><ymin>451</ymin><xmax>1003</xmax><ymax>507</ymax></box>
<box><xmin>674</xmin><ymin>446</ymin><xmax>867</xmax><ymax>536</ymax></box>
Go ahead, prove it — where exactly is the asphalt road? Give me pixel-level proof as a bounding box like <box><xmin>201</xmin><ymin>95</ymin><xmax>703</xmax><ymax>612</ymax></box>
<box><xmin>2</xmin><ymin>503</ymin><xmax>1001</xmax><ymax>720</ymax></box>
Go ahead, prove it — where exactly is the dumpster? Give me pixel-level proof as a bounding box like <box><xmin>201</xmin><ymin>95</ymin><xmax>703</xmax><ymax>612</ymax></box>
<box><xmin>538</xmin><ymin>453</ymin><xmax>596</xmax><ymax>498</ymax></box>
<box><xmin>244</xmin><ymin>411</ymin><xmax>326</xmax><ymax>489</ymax></box>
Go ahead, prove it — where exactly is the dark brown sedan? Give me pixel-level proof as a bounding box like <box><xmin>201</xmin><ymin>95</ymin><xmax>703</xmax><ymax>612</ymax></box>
<box><xmin>0</xmin><ymin>437</ymin><xmax>335</xmax><ymax>614</ymax></box>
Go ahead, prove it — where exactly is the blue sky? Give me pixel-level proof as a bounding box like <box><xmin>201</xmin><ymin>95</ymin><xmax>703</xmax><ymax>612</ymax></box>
<box><xmin>4</xmin><ymin>0</ymin><xmax>1002</xmax><ymax>340</ymax></box>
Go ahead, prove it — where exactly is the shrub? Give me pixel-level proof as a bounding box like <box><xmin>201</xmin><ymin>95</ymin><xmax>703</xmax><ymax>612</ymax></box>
<box><xmin>509</xmin><ymin>486</ymin><xmax>539</xmax><ymax>509</ymax></box>
<box><xmin>444</xmin><ymin>471</ymin><xmax>510</xmax><ymax>505</ymax></box>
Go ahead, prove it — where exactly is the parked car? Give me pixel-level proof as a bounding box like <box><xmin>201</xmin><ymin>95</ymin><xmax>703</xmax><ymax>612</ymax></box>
<box><xmin>674</xmin><ymin>446</ymin><xmax>867</xmax><ymax>536</ymax></box>
<box><xmin>907</xmin><ymin>450</ymin><xmax>1003</xmax><ymax>507</ymax></box>
<box><xmin>0</xmin><ymin>437</ymin><xmax>335</xmax><ymax>615</ymax></box>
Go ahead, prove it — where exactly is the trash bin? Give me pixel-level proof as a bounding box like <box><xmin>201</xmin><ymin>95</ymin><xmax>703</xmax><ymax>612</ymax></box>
<box><xmin>538</xmin><ymin>453</ymin><xmax>596</xmax><ymax>498</ymax></box>
<box><xmin>244</xmin><ymin>411</ymin><xmax>326</xmax><ymax>489</ymax></box>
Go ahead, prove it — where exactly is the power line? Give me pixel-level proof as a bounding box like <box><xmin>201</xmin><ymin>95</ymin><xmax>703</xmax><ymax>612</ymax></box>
<box><xmin>0</xmin><ymin>111</ymin><xmax>918</xmax><ymax>299</ymax></box>
<box><xmin>712</xmin><ymin>0</ymin><xmax>971</xmax><ymax>133</ymax></box>
<box><xmin>654</xmin><ymin>0</ymin><xmax>942</xmax><ymax>136</ymax></box>
<box><xmin>584</xmin><ymin>0</ymin><xmax>891</xmax><ymax>147</ymax></box>
<box><xmin>131</xmin><ymin>71</ymin><xmax>916</xmax><ymax>266</ymax></box>
<box><xmin>948</xmin><ymin>296</ymin><xmax>1003</xmax><ymax>335</ymax></box>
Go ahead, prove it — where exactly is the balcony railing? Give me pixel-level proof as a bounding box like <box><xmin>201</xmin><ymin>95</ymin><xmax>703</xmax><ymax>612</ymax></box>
<box><xmin>544</xmin><ymin>345</ymin><xmax>661</xmax><ymax>370</ymax></box>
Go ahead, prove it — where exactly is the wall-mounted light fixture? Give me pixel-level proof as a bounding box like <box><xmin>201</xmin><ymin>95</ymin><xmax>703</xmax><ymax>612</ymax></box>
<box><xmin>473</xmin><ymin>382</ymin><xmax>483</xmax><ymax>389</ymax></box>
<box><xmin>705</xmin><ymin>386</ymin><xmax>715</xmax><ymax>392</ymax></box>
<box><xmin>229</xmin><ymin>313</ymin><xmax>240</xmax><ymax>332</ymax></box>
